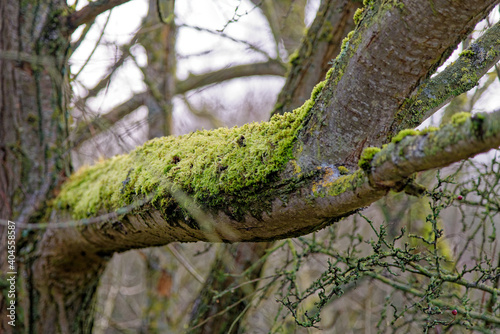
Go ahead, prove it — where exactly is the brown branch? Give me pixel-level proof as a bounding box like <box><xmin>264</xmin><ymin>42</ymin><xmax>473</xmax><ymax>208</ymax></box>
<box><xmin>175</xmin><ymin>60</ymin><xmax>287</xmax><ymax>94</ymax></box>
<box><xmin>272</xmin><ymin>0</ymin><xmax>360</xmax><ymax>115</ymax></box>
<box><xmin>389</xmin><ymin>20</ymin><xmax>500</xmax><ymax>137</ymax></box>
<box><xmin>49</xmin><ymin>110</ymin><xmax>500</xmax><ymax>257</ymax></box>
<box><xmin>72</xmin><ymin>92</ymin><xmax>147</xmax><ymax>146</ymax></box>
<box><xmin>73</xmin><ymin>61</ymin><xmax>286</xmax><ymax>146</ymax></box>
<box><xmin>67</xmin><ymin>0</ymin><xmax>133</xmax><ymax>33</ymax></box>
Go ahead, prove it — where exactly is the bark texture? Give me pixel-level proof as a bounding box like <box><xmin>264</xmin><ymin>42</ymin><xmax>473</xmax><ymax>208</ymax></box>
<box><xmin>0</xmin><ymin>1</ymin><xmax>105</xmax><ymax>333</ymax></box>
<box><xmin>273</xmin><ymin>0</ymin><xmax>360</xmax><ymax>115</ymax></box>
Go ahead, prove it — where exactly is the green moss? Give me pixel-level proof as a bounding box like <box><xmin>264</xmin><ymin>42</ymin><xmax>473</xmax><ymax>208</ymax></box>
<box><xmin>311</xmin><ymin>80</ymin><xmax>326</xmax><ymax>101</ymax></box>
<box><xmin>325</xmin><ymin>67</ymin><xmax>334</xmax><ymax>80</ymax></box>
<box><xmin>315</xmin><ymin>170</ymin><xmax>366</xmax><ymax>198</ymax></box>
<box><xmin>459</xmin><ymin>49</ymin><xmax>475</xmax><ymax>57</ymax></box>
<box><xmin>56</xmin><ymin>84</ymin><xmax>325</xmax><ymax>219</ymax></box>
<box><xmin>341</xmin><ymin>31</ymin><xmax>355</xmax><ymax>52</ymax></box>
<box><xmin>391</xmin><ymin>129</ymin><xmax>419</xmax><ymax>144</ymax></box>
<box><xmin>353</xmin><ymin>8</ymin><xmax>365</xmax><ymax>25</ymax></box>
<box><xmin>418</xmin><ymin>126</ymin><xmax>439</xmax><ymax>135</ymax></box>
<box><xmin>450</xmin><ymin>112</ymin><xmax>471</xmax><ymax>125</ymax></box>
<box><xmin>358</xmin><ymin>147</ymin><xmax>381</xmax><ymax>171</ymax></box>
<box><xmin>289</xmin><ymin>50</ymin><xmax>300</xmax><ymax>66</ymax></box>
<box><xmin>337</xmin><ymin>166</ymin><xmax>349</xmax><ymax>175</ymax></box>
<box><xmin>471</xmin><ymin>113</ymin><xmax>485</xmax><ymax>139</ymax></box>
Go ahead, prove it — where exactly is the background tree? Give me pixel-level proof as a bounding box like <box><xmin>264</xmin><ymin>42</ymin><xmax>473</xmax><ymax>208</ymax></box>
<box><xmin>1</xmin><ymin>0</ymin><xmax>500</xmax><ymax>333</ymax></box>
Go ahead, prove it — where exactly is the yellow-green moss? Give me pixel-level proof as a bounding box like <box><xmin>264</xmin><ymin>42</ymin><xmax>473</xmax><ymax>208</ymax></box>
<box><xmin>353</xmin><ymin>7</ymin><xmax>365</xmax><ymax>25</ymax></box>
<box><xmin>459</xmin><ymin>49</ymin><xmax>475</xmax><ymax>57</ymax></box>
<box><xmin>338</xmin><ymin>166</ymin><xmax>349</xmax><ymax>175</ymax></box>
<box><xmin>358</xmin><ymin>147</ymin><xmax>381</xmax><ymax>171</ymax></box>
<box><xmin>450</xmin><ymin>112</ymin><xmax>471</xmax><ymax>125</ymax></box>
<box><xmin>56</xmin><ymin>85</ymin><xmax>326</xmax><ymax>219</ymax></box>
<box><xmin>391</xmin><ymin>129</ymin><xmax>419</xmax><ymax>144</ymax></box>
<box><xmin>312</xmin><ymin>168</ymin><xmax>365</xmax><ymax>198</ymax></box>
<box><xmin>418</xmin><ymin>126</ymin><xmax>439</xmax><ymax>135</ymax></box>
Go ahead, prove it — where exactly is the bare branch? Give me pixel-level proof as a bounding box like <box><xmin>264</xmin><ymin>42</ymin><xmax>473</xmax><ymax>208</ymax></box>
<box><xmin>175</xmin><ymin>60</ymin><xmax>287</xmax><ymax>94</ymax></box>
<box><xmin>389</xmin><ymin>20</ymin><xmax>500</xmax><ymax>136</ymax></box>
<box><xmin>67</xmin><ymin>0</ymin><xmax>133</xmax><ymax>32</ymax></box>
<box><xmin>73</xmin><ymin>60</ymin><xmax>286</xmax><ymax>146</ymax></box>
<box><xmin>72</xmin><ymin>92</ymin><xmax>148</xmax><ymax>146</ymax></box>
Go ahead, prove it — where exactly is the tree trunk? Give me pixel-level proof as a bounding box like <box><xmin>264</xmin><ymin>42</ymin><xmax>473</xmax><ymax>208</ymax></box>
<box><xmin>1</xmin><ymin>1</ymin><xmax>500</xmax><ymax>333</ymax></box>
<box><xmin>0</xmin><ymin>1</ymin><xmax>106</xmax><ymax>333</ymax></box>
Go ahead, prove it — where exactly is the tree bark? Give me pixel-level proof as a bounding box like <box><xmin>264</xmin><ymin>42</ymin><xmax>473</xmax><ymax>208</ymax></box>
<box><xmin>273</xmin><ymin>0</ymin><xmax>360</xmax><ymax>115</ymax></box>
<box><xmin>0</xmin><ymin>1</ymin><xmax>105</xmax><ymax>333</ymax></box>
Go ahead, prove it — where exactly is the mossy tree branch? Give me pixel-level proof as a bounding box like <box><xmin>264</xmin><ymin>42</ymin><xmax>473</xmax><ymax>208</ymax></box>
<box><xmin>49</xmin><ymin>109</ymin><xmax>500</xmax><ymax>264</ymax></box>
<box><xmin>389</xmin><ymin>20</ymin><xmax>500</xmax><ymax>137</ymax></box>
<box><xmin>296</xmin><ymin>0</ymin><xmax>499</xmax><ymax>169</ymax></box>
<box><xmin>44</xmin><ymin>0</ymin><xmax>500</xmax><ymax>282</ymax></box>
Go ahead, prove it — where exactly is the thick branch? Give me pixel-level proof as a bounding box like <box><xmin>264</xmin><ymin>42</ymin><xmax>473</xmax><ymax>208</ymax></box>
<box><xmin>273</xmin><ymin>0</ymin><xmax>360</xmax><ymax>115</ymax></box>
<box><xmin>47</xmin><ymin>109</ymin><xmax>500</xmax><ymax>264</ymax></box>
<box><xmin>297</xmin><ymin>0</ymin><xmax>499</xmax><ymax>168</ymax></box>
<box><xmin>67</xmin><ymin>0</ymin><xmax>133</xmax><ymax>33</ymax></box>
<box><xmin>47</xmin><ymin>0</ymin><xmax>500</xmax><ymax>271</ymax></box>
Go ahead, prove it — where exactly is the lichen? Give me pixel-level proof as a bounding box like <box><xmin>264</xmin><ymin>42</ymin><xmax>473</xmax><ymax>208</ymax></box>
<box><xmin>391</xmin><ymin>129</ymin><xmax>419</xmax><ymax>144</ymax></box>
<box><xmin>358</xmin><ymin>147</ymin><xmax>381</xmax><ymax>171</ymax></box>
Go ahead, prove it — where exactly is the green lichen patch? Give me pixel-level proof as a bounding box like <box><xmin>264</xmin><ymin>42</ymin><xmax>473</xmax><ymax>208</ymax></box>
<box><xmin>391</xmin><ymin>129</ymin><xmax>419</xmax><ymax>144</ymax></box>
<box><xmin>56</xmin><ymin>97</ymin><xmax>318</xmax><ymax>219</ymax></box>
<box><xmin>358</xmin><ymin>147</ymin><xmax>381</xmax><ymax>171</ymax></box>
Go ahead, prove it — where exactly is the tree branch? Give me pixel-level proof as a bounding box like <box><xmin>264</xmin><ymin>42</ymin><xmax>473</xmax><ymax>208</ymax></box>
<box><xmin>48</xmin><ymin>109</ymin><xmax>500</xmax><ymax>262</ymax></box>
<box><xmin>389</xmin><ymin>20</ymin><xmax>500</xmax><ymax>136</ymax></box>
<box><xmin>273</xmin><ymin>0</ymin><xmax>360</xmax><ymax>115</ymax></box>
<box><xmin>296</xmin><ymin>0</ymin><xmax>499</xmax><ymax>169</ymax></box>
<box><xmin>73</xmin><ymin>60</ymin><xmax>286</xmax><ymax>146</ymax></box>
<box><xmin>67</xmin><ymin>0</ymin><xmax>133</xmax><ymax>33</ymax></box>
<box><xmin>46</xmin><ymin>0</ymin><xmax>500</xmax><ymax>268</ymax></box>
<box><xmin>72</xmin><ymin>92</ymin><xmax>147</xmax><ymax>146</ymax></box>
<box><xmin>175</xmin><ymin>60</ymin><xmax>287</xmax><ymax>94</ymax></box>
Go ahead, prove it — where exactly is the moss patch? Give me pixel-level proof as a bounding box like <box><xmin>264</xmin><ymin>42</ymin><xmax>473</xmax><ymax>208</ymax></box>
<box><xmin>391</xmin><ymin>129</ymin><xmax>419</xmax><ymax>144</ymax></box>
<box><xmin>451</xmin><ymin>111</ymin><xmax>471</xmax><ymax>125</ymax></box>
<box><xmin>56</xmin><ymin>89</ymin><xmax>327</xmax><ymax>219</ymax></box>
<box><xmin>358</xmin><ymin>147</ymin><xmax>381</xmax><ymax>171</ymax></box>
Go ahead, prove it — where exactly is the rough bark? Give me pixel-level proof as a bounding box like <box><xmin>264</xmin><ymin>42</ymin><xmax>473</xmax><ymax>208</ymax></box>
<box><xmin>296</xmin><ymin>0</ymin><xmax>499</xmax><ymax>169</ymax></box>
<box><xmin>0</xmin><ymin>1</ymin><xmax>105</xmax><ymax>333</ymax></box>
<box><xmin>273</xmin><ymin>0</ymin><xmax>360</xmax><ymax>115</ymax></box>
